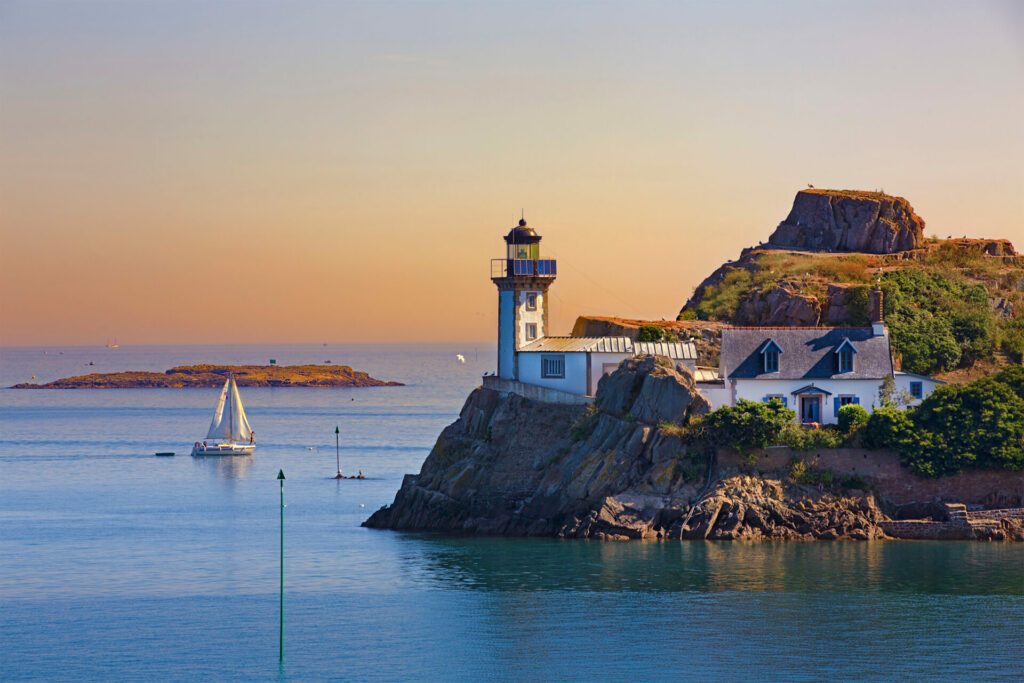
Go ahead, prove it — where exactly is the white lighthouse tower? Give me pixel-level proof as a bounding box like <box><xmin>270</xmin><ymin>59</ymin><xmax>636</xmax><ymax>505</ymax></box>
<box><xmin>490</xmin><ymin>218</ymin><xmax>557</xmax><ymax>380</ymax></box>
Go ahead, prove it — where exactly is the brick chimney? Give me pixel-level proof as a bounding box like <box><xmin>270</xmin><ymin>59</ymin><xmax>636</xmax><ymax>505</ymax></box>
<box><xmin>870</xmin><ymin>287</ymin><xmax>886</xmax><ymax>336</ymax></box>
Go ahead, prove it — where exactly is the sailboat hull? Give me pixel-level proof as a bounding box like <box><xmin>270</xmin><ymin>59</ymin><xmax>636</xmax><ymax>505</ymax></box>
<box><xmin>191</xmin><ymin>443</ymin><xmax>255</xmax><ymax>456</ymax></box>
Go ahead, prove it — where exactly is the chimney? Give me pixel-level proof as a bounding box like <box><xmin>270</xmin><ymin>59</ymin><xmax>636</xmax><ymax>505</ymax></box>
<box><xmin>870</xmin><ymin>287</ymin><xmax>886</xmax><ymax>336</ymax></box>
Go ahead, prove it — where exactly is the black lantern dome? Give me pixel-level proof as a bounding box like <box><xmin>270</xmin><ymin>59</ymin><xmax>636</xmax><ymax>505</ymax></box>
<box><xmin>504</xmin><ymin>219</ymin><xmax>541</xmax><ymax>245</ymax></box>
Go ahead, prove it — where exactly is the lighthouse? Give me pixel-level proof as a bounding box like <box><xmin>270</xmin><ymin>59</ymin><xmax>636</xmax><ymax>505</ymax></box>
<box><xmin>490</xmin><ymin>218</ymin><xmax>557</xmax><ymax>380</ymax></box>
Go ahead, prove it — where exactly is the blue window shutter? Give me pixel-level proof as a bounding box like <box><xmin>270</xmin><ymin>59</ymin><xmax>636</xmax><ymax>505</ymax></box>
<box><xmin>853</xmin><ymin>396</ymin><xmax>860</xmax><ymax>405</ymax></box>
<box><xmin>833</xmin><ymin>398</ymin><xmax>840</xmax><ymax>417</ymax></box>
<box><xmin>782</xmin><ymin>397</ymin><xmax>788</xmax><ymax>408</ymax></box>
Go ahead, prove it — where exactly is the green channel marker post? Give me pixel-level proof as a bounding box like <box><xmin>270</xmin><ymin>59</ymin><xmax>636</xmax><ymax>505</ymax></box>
<box><xmin>277</xmin><ymin>469</ymin><xmax>285</xmax><ymax>662</ymax></box>
<box><xmin>334</xmin><ymin>426</ymin><xmax>343</xmax><ymax>479</ymax></box>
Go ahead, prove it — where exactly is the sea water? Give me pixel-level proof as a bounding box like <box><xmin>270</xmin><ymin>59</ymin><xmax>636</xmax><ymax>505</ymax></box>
<box><xmin>1</xmin><ymin>344</ymin><xmax>1022</xmax><ymax>682</ymax></box>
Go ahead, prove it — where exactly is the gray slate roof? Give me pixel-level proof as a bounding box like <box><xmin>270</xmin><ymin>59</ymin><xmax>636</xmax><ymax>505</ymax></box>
<box><xmin>721</xmin><ymin>327</ymin><xmax>893</xmax><ymax>380</ymax></box>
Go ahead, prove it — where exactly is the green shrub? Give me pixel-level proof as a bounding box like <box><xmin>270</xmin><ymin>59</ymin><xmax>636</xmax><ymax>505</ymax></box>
<box><xmin>998</xmin><ymin>317</ymin><xmax>1024</xmax><ymax>361</ymax></box>
<box><xmin>862</xmin><ymin>406</ymin><xmax>914</xmax><ymax>451</ymax></box>
<box><xmin>883</xmin><ymin>269</ymin><xmax>996</xmax><ymax>373</ymax></box>
<box><xmin>837</xmin><ymin>404</ymin><xmax>870</xmax><ymax>433</ymax></box>
<box><xmin>688</xmin><ymin>399</ymin><xmax>793</xmax><ymax>456</ymax></box>
<box><xmin>637</xmin><ymin>325</ymin><xmax>663</xmax><ymax>342</ymax></box>
<box><xmin>780</xmin><ymin>423</ymin><xmax>844</xmax><ymax>450</ymax></box>
<box><xmin>905</xmin><ymin>379</ymin><xmax>1024</xmax><ymax>475</ymax></box>
<box><xmin>890</xmin><ymin>310</ymin><xmax>961</xmax><ymax>375</ymax></box>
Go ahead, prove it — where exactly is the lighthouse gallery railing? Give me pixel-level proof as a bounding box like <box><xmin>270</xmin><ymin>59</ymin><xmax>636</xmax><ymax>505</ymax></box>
<box><xmin>490</xmin><ymin>259</ymin><xmax>558</xmax><ymax>278</ymax></box>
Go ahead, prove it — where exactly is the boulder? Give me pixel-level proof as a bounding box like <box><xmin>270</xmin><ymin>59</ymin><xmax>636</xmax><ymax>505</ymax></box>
<box><xmin>768</xmin><ymin>189</ymin><xmax>925</xmax><ymax>254</ymax></box>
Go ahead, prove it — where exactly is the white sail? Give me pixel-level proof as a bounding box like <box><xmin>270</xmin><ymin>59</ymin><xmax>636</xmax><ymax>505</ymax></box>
<box><xmin>228</xmin><ymin>377</ymin><xmax>253</xmax><ymax>443</ymax></box>
<box><xmin>206</xmin><ymin>379</ymin><xmax>231</xmax><ymax>440</ymax></box>
<box><xmin>204</xmin><ymin>377</ymin><xmax>253</xmax><ymax>444</ymax></box>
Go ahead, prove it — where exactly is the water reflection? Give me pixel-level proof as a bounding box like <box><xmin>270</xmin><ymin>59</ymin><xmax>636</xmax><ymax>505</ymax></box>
<box><xmin>401</xmin><ymin>535</ymin><xmax>1024</xmax><ymax>595</ymax></box>
<box><xmin>191</xmin><ymin>453</ymin><xmax>253</xmax><ymax>483</ymax></box>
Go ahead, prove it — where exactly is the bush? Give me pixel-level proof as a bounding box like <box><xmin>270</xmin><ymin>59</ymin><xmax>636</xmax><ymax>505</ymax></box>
<box><xmin>998</xmin><ymin>318</ymin><xmax>1024</xmax><ymax>361</ymax></box>
<box><xmin>779</xmin><ymin>422</ymin><xmax>844</xmax><ymax>450</ymax></box>
<box><xmin>637</xmin><ymin>325</ymin><xmax>663</xmax><ymax>342</ymax></box>
<box><xmin>837</xmin><ymin>404</ymin><xmax>870</xmax><ymax>433</ymax></box>
<box><xmin>862</xmin><ymin>406</ymin><xmax>914</xmax><ymax>451</ymax></box>
<box><xmin>906</xmin><ymin>379</ymin><xmax>1024</xmax><ymax>475</ymax></box>
<box><xmin>891</xmin><ymin>310</ymin><xmax>961</xmax><ymax>375</ymax></box>
<box><xmin>689</xmin><ymin>399</ymin><xmax>793</xmax><ymax>456</ymax></box>
<box><xmin>883</xmin><ymin>268</ymin><xmax>996</xmax><ymax>373</ymax></box>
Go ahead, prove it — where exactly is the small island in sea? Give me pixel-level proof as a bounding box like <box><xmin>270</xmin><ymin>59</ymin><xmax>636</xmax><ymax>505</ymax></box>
<box><xmin>11</xmin><ymin>364</ymin><xmax>403</xmax><ymax>389</ymax></box>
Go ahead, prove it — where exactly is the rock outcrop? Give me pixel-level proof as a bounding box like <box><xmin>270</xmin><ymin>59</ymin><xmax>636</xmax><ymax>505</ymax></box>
<box><xmin>365</xmin><ymin>356</ymin><xmax>892</xmax><ymax>540</ymax></box>
<box><xmin>733</xmin><ymin>282</ymin><xmax>821</xmax><ymax>326</ymax></box>
<box><xmin>12</xmin><ymin>364</ymin><xmax>403</xmax><ymax>389</ymax></box>
<box><xmin>768</xmin><ymin>189</ymin><xmax>925</xmax><ymax>254</ymax></box>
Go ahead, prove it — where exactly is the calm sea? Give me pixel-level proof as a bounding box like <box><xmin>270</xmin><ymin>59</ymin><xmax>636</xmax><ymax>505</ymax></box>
<box><xmin>1</xmin><ymin>344</ymin><xmax>1022</xmax><ymax>682</ymax></box>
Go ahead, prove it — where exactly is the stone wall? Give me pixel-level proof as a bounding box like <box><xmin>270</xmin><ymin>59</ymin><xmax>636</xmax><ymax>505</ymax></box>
<box><xmin>720</xmin><ymin>446</ymin><xmax>1024</xmax><ymax>508</ymax></box>
<box><xmin>966</xmin><ymin>507</ymin><xmax>1024</xmax><ymax>522</ymax></box>
<box><xmin>878</xmin><ymin>520</ymin><xmax>973</xmax><ymax>540</ymax></box>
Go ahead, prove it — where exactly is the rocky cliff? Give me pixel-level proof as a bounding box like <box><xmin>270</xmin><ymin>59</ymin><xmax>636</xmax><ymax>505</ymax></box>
<box><xmin>768</xmin><ymin>189</ymin><xmax>925</xmax><ymax>254</ymax></box>
<box><xmin>364</xmin><ymin>357</ymin><xmax>1019</xmax><ymax>540</ymax></box>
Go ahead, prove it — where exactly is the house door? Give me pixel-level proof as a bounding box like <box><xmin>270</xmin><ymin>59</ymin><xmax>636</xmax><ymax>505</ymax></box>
<box><xmin>800</xmin><ymin>396</ymin><xmax>821</xmax><ymax>423</ymax></box>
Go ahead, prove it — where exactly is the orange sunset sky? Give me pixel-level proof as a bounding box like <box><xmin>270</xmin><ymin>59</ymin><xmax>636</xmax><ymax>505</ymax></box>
<box><xmin>1</xmin><ymin>1</ymin><xmax>1022</xmax><ymax>346</ymax></box>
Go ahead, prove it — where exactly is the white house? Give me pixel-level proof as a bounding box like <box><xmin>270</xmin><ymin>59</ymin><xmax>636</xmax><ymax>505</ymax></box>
<box><xmin>717</xmin><ymin>292</ymin><xmax>942</xmax><ymax>424</ymax></box>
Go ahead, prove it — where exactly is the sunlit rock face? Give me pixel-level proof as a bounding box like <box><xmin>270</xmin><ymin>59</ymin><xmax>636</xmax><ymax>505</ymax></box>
<box><xmin>768</xmin><ymin>189</ymin><xmax>925</xmax><ymax>254</ymax></box>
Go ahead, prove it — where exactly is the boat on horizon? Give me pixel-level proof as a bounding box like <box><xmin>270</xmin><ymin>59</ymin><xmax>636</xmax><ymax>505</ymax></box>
<box><xmin>191</xmin><ymin>377</ymin><xmax>256</xmax><ymax>456</ymax></box>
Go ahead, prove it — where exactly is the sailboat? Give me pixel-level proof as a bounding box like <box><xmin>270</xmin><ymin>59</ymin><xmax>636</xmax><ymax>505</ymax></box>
<box><xmin>191</xmin><ymin>377</ymin><xmax>256</xmax><ymax>456</ymax></box>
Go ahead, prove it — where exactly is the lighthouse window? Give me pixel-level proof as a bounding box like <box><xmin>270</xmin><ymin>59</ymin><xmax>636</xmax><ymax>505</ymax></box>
<box><xmin>525</xmin><ymin>323</ymin><xmax>538</xmax><ymax>340</ymax></box>
<box><xmin>541</xmin><ymin>354</ymin><xmax>565</xmax><ymax>378</ymax></box>
<box><xmin>525</xmin><ymin>293</ymin><xmax>538</xmax><ymax>310</ymax></box>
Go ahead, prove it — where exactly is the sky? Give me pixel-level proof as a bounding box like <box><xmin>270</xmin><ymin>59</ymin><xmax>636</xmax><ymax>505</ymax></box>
<box><xmin>1</xmin><ymin>0</ymin><xmax>1022</xmax><ymax>346</ymax></box>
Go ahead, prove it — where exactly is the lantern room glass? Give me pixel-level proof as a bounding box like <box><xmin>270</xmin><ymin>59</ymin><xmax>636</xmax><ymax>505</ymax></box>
<box><xmin>508</xmin><ymin>243</ymin><xmax>539</xmax><ymax>260</ymax></box>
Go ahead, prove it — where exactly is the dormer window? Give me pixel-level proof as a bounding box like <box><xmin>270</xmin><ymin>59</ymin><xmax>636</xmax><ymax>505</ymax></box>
<box><xmin>760</xmin><ymin>339</ymin><xmax>782</xmax><ymax>374</ymax></box>
<box><xmin>835</xmin><ymin>338</ymin><xmax>857</xmax><ymax>374</ymax></box>
<box><xmin>838</xmin><ymin>350</ymin><xmax>853</xmax><ymax>373</ymax></box>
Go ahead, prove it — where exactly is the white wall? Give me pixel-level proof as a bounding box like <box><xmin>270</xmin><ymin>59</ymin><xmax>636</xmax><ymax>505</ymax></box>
<box><xmin>731</xmin><ymin>378</ymin><xmax>885</xmax><ymax>424</ymax></box>
<box><xmin>590</xmin><ymin>352</ymin><xmax>630</xmax><ymax>396</ymax></box>
<box><xmin>697</xmin><ymin>383</ymin><xmax>732</xmax><ymax>410</ymax></box>
<box><xmin>498</xmin><ymin>289</ymin><xmax>515</xmax><ymax>379</ymax></box>
<box><xmin>516</xmin><ymin>289</ymin><xmax>546</xmax><ymax>347</ymax></box>
<box><xmin>517</xmin><ymin>352</ymin><xmax>588</xmax><ymax>395</ymax></box>
<box><xmin>894</xmin><ymin>374</ymin><xmax>942</xmax><ymax>407</ymax></box>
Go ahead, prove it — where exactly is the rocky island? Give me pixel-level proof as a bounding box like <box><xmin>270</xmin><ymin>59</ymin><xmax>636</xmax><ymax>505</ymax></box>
<box><xmin>12</xmin><ymin>364</ymin><xmax>403</xmax><ymax>389</ymax></box>
<box><xmin>367</xmin><ymin>188</ymin><xmax>1024</xmax><ymax>542</ymax></box>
